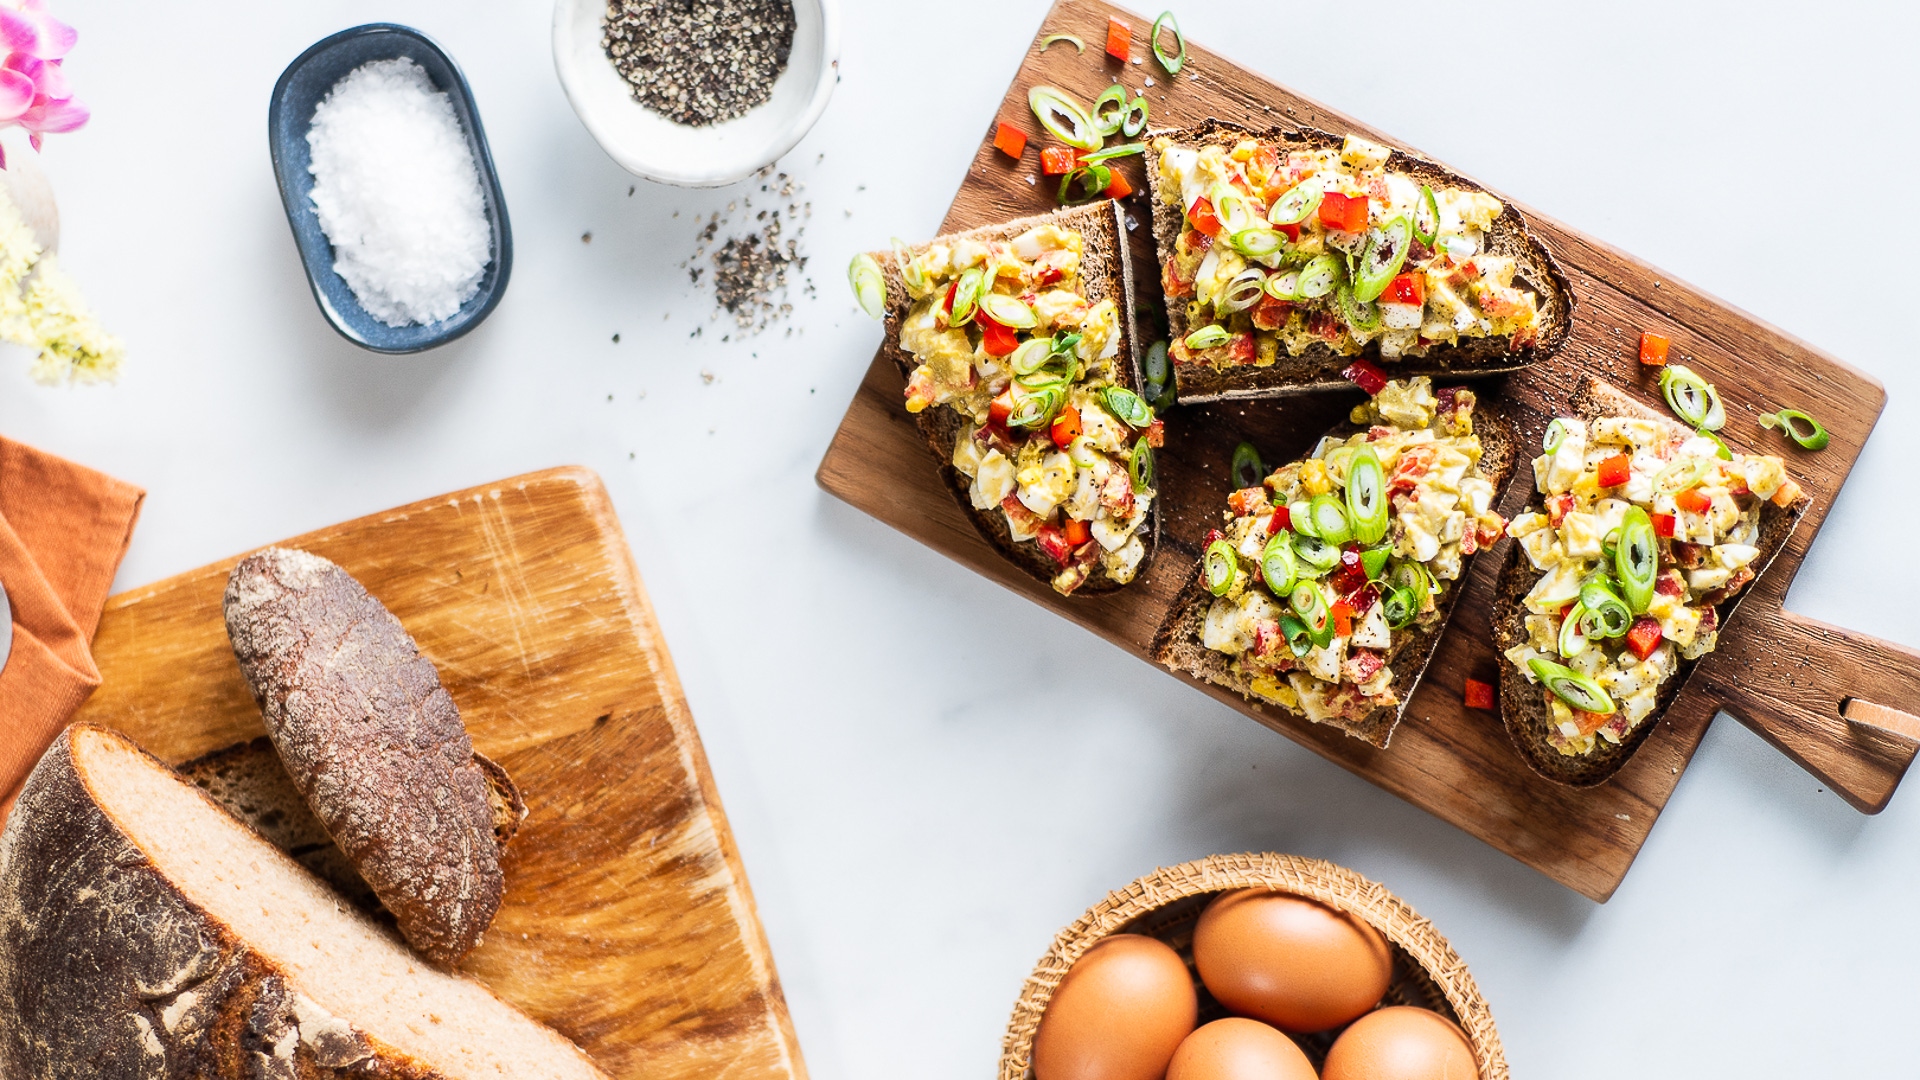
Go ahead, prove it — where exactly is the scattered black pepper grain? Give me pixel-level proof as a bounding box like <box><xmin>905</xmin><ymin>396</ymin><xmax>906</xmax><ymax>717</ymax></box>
<box><xmin>582</xmin><ymin>231</ymin><xmax>593</xmax><ymax>243</ymax></box>
<box><xmin>602</xmin><ymin>0</ymin><xmax>795</xmax><ymax>127</ymax></box>
<box><xmin>681</xmin><ymin>168</ymin><xmax>814</xmax><ymax>336</ymax></box>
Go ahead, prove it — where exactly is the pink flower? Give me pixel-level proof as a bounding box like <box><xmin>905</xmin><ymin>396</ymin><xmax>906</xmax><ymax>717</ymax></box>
<box><xmin>0</xmin><ymin>0</ymin><xmax>85</xmax><ymax>167</ymax></box>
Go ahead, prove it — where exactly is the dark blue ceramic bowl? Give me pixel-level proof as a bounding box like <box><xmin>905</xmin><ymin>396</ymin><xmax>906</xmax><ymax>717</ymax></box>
<box><xmin>268</xmin><ymin>24</ymin><xmax>513</xmax><ymax>354</ymax></box>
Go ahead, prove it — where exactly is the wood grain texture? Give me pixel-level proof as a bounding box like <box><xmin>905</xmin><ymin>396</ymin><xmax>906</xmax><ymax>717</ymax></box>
<box><xmin>816</xmin><ymin>0</ymin><xmax>1919</xmax><ymax>901</ymax></box>
<box><xmin>73</xmin><ymin>468</ymin><xmax>807</xmax><ymax>1080</ymax></box>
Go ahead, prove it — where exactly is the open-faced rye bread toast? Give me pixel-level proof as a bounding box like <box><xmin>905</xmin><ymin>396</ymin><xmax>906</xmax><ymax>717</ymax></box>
<box><xmin>1153</xmin><ymin>378</ymin><xmax>1516</xmax><ymax>747</ymax></box>
<box><xmin>1144</xmin><ymin>121</ymin><xmax>1572</xmax><ymax>403</ymax></box>
<box><xmin>867</xmin><ymin>200</ymin><xmax>1159</xmax><ymax>596</ymax></box>
<box><xmin>1492</xmin><ymin>378</ymin><xmax>1809</xmax><ymax>786</ymax></box>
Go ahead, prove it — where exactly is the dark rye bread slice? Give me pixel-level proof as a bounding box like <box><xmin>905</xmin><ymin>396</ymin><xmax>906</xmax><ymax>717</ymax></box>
<box><xmin>1150</xmin><ymin>403</ymin><xmax>1518</xmax><ymax>748</ymax></box>
<box><xmin>873</xmin><ymin>199</ymin><xmax>1154</xmax><ymax>594</ymax></box>
<box><xmin>0</xmin><ymin>725</ymin><xmax>608</xmax><ymax>1080</ymax></box>
<box><xmin>180</xmin><ymin>737</ymin><xmax>527</xmax><ymax>922</ymax></box>
<box><xmin>224</xmin><ymin>547</ymin><xmax>506</xmax><ymax>968</ymax></box>
<box><xmin>1143</xmin><ymin>120</ymin><xmax>1574</xmax><ymax>403</ymax></box>
<box><xmin>1491</xmin><ymin>379</ymin><xmax>1808</xmax><ymax>786</ymax></box>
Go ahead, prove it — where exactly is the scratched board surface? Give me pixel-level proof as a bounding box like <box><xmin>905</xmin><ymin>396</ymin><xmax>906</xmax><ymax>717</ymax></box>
<box><xmin>76</xmin><ymin>467</ymin><xmax>807</xmax><ymax>1080</ymax></box>
<box><xmin>817</xmin><ymin>0</ymin><xmax>1920</xmax><ymax>901</ymax></box>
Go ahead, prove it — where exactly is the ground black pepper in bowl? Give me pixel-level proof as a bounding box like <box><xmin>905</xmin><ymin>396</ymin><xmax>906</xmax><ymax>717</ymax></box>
<box><xmin>601</xmin><ymin>0</ymin><xmax>797</xmax><ymax>127</ymax></box>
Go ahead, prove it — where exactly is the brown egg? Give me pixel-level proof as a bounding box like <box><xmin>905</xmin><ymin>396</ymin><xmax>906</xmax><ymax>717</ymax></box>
<box><xmin>1322</xmin><ymin>1007</ymin><xmax>1477</xmax><ymax>1080</ymax></box>
<box><xmin>1033</xmin><ymin>934</ymin><xmax>1198</xmax><ymax>1080</ymax></box>
<box><xmin>1165</xmin><ymin>1018</ymin><xmax>1318</xmax><ymax>1080</ymax></box>
<box><xmin>1192</xmin><ymin>889</ymin><xmax>1392</xmax><ymax>1032</ymax></box>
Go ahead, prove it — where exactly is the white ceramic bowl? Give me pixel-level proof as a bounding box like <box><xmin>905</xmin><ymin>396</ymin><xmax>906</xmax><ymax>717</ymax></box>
<box><xmin>552</xmin><ymin>0</ymin><xmax>839</xmax><ymax>188</ymax></box>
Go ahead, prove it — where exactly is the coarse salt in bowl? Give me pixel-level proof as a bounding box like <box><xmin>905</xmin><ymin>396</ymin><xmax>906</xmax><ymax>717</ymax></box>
<box><xmin>551</xmin><ymin>0</ymin><xmax>839</xmax><ymax>188</ymax></box>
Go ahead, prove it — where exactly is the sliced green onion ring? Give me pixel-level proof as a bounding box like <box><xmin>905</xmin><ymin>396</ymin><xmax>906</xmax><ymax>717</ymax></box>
<box><xmin>1696</xmin><ymin>429</ymin><xmax>1734</xmax><ymax>460</ymax></box>
<box><xmin>1293</xmin><ymin>532</ymin><xmax>1340</xmax><ymax>571</ymax></box>
<box><xmin>1121</xmin><ymin>95</ymin><xmax>1151</xmax><ymax>138</ymax></box>
<box><xmin>1150</xmin><ymin>10</ymin><xmax>1186</xmax><ymax>75</ymax></box>
<box><xmin>1016</xmin><ymin>369</ymin><xmax>1068</xmax><ymax>391</ymax></box>
<box><xmin>1412</xmin><ymin>185</ymin><xmax>1440</xmax><ymax>246</ymax></box>
<box><xmin>1028</xmin><ymin>86</ymin><xmax>1101</xmax><ymax>151</ymax></box>
<box><xmin>1210</xmin><ymin>186</ymin><xmax>1255</xmax><ymax>233</ymax></box>
<box><xmin>1006</xmin><ymin>388</ymin><xmax>1061</xmax><ymax>428</ymax></box>
<box><xmin>1058</xmin><ymin>163</ymin><xmax>1113</xmax><ymax>205</ymax></box>
<box><xmin>949</xmin><ymin>267</ymin><xmax>985</xmax><ymax>326</ymax></box>
<box><xmin>1558</xmin><ymin>603</ymin><xmax>1590</xmax><ymax>658</ymax></box>
<box><xmin>1010</xmin><ymin>337</ymin><xmax>1053</xmax><ymax>375</ymax></box>
<box><xmin>1231</xmin><ymin>442</ymin><xmax>1266</xmax><ymax>489</ymax></box>
<box><xmin>1104</xmin><ymin>386</ymin><xmax>1153</xmax><ymax>428</ymax></box>
<box><xmin>1038</xmin><ymin>33</ymin><xmax>1085</xmax><ymax>53</ymax></box>
<box><xmin>1334</xmin><ymin>286</ymin><xmax>1381</xmax><ymax>333</ymax></box>
<box><xmin>1268</xmin><ymin>182</ymin><xmax>1323</xmax><ymax>226</ymax></box>
<box><xmin>1264</xmin><ymin>271</ymin><xmax>1303</xmax><ymax>302</ymax></box>
<box><xmin>1383</xmin><ymin>586</ymin><xmax>1420</xmax><ymax>629</ymax></box>
<box><xmin>1653</xmin><ymin>456</ymin><xmax>1708</xmax><ymax>495</ymax></box>
<box><xmin>1289</xmin><ymin>582</ymin><xmax>1334</xmax><ymax>645</ymax></box>
<box><xmin>1142</xmin><ymin>340</ymin><xmax>1171</xmax><ymax>399</ymax></box>
<box><xmin>1204</xmin><ymin>539</ymin><xmax>1238</xmax><ymax>596</ymax></box>
<box><xmin>1359</xmin><ymin>545</ymin><xmax>1391</xmax><ymax>581</ymax></box>
<box><xmin>1261</xmin><ymin>533</ymin><xmax>1298</xmax><ymax>596</ymax></box>
<box><xmin>1615</xmin><ymin>506</ymin><xmax>1658</xmax><ymax>614</ymax></box>
<box><xmin>1279</xmin><ymin>614</ymin><xmax>1315</xmax><ymax>657</ymax></box>
<box><xmin>1130</xmin><ymin>438</ymin><xmax>1156</xmax><ymax>493</ymax></box>
<box><xmin>1184</xmin><ymin>325</ymin><xmax>1231</xmax><ymax>351</ymax></box>
<box><xmin>1389</xmin><ymin>559</ymin><xmax>1434</xmax><ymax>599</ymax></box>
<box><xmin>1542</xmin><ymin>418</ymin><xmax>1573</xmax><ymax>454</ymax></box>
<box><xmin>1658</xmin><ymin>364</ymin><xmax>1725</xmax><ymax>432</ymax></box>
<box><xmin>1346</xmin><ymin>446</ymin><xmax>1389</xmax><ymax>545</ymax></box>
<box><xmin>1228</xmin><ymin>227</ymin><xmax>1285</xmax><ymax>259</ymax></box>
<box><xmin>980</xmin><ymin>292</ymin><xmax>1036</xmax><ymax>329</ymax></box>
<box><xmin>891</xmin><ymin>237</ymin><xmax>928</xmax><ymax>294</ymax></box>
<box><xmin>1352</xmin><ymin>216</ymin><xmax>1413</xmax><ymax>303</ymax></box>
<box><xmin>1090</xmin><ymin>84</ymin><xmax>1129</xmax><ymax>138</ymax></box>
<box><xmin>1068</xmin><ymin>435</ymin><xmax>1103</xmax><ymax>469</ymax></box>
<box><xmin>1082</xmin><ymin>141</ymin><xmax>1147</xmax><ymax>165</ymax></box>
<box><xmin>848</xmin><ymin>253</ymin><xmax>885</xmax><ymax>319</ymax></box>
<box><xmin>1580</xmin><ymin>580</ymin><xmax>1633</xmax><ymax>639</ymax></box>
<box><xmin>1296</xmin><ymin>254</ymin><xmax>1344</xmax><ymax>300</ymax></box>
<box><xmin>1288</xmin><ymin>500</ymin><xmax>1318</xmax><ymax>540</ymax></box>
<box><xmin>1760</xmin><ymin>408</ymin><xmax>1831</xmax><ymax>451</ymax></box>
<box><xmin>1308</xmin><ymin>494</ymin><xmax>1352</xmax><ymax>545</ymax></box>
<box><xmin>1528</xmin><ymin>658</ymin><xmax>1617</xmax><ymax>715</ymax></box>
<box><xmin>1217</xmin><ymin>268</ymin><xmax>1267</xmax><ymax>314</ymax></box>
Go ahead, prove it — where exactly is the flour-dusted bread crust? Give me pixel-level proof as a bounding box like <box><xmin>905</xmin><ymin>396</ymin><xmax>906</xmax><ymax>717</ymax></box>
<box><xmin>1144</xmin><ymin>121</ymin><xmax>1573</xmax><ymax>403</ymax></box>
<box><xmin>0</xmin><ymin>725</ymin><xmax>608</xmax><ymax>1080</ymax></box>
<box><xmin>1491</xmin><ymin>379</ymin><xmax>1807</xmax><ymax>786</ymax></box>
<box><xmin>224</xmin><ymin>547</ymin><xmax>509</xmax><ymax>967</ymax></box>
<box><xmin>1151</xmin><ymin>403</ymin><xmax>1518</xmax><ymax>748</ymax></box>
<box><xmin>871</xmin><ymin>199</ymin><xmax>1155</xmax><ymax>593</ymax></box>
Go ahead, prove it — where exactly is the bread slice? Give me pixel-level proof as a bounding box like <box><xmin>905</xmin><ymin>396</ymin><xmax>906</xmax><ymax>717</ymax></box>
<box><xmin>0</xmin><ymin>724</ymin><xmax>607</xmax><ymax>1080</ymax></box>
<box><xmin>873</xmin><ymin>200</ymin><xmax>1155</xmax><ymax>594</ymax></box>
<box><xmin>1491</xmin><ymin>379</ymin><xmax>1808</xmax><ymax>785</ymax></box>
<box><xmin>224</xmin><ymin>547</ymin><xmax>506</xmax><ymax>968</ymax></box>
<box><xmin>179</xmin><ymin>737</ymin><xmax>527</xmax><ymax>922</ymax></box>
<box><xmin>1151</xmin><ymin>396</ymin><xmax>1518</xmax><ymax>747</ymax></box>
<box><xmin>1143</xmin><ymin>120</ymin><xmax>1573</xmax><ymax>403</ymax></box>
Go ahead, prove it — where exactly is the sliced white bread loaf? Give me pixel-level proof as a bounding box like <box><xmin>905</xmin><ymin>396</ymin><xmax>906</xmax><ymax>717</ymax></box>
<box><xmin>0</xmin><ymin>724</ymin><xmax>607</xmax><ymax>1080</ymax></box>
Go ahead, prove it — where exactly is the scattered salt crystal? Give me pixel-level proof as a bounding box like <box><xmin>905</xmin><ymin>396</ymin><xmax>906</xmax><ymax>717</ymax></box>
<box><xmin>306</xmin><ymin>58</ymin><xmax>492</xmax><ymax>327</ymax></box>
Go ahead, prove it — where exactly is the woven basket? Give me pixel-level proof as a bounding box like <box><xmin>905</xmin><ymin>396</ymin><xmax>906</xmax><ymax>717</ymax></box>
<box><xmin>999</xmin><ymin>853</ymin><xmax>1506</xmax><ymax>1080</ymax></box>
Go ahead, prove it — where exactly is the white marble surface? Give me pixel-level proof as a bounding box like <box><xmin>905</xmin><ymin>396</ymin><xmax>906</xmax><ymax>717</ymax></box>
<box><xmin>8</xmin><ymin>1</ymin><xmax>1920</xmax><ymax>1075</ymax></box>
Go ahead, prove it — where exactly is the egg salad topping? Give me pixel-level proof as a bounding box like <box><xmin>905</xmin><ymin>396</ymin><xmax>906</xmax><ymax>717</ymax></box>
<box><xmin>1153</xmin><ymin>133</ymin><xmax>1544</xmax><ymax>371</ymax></box>
<box><xmin>1197</xmin><ymin>378</ymin><xmax>1505</xmax><ymax>726</ymax></box>
<box><xmin>1502</xmin><ymin>416</ymin><xmax>1804</xmax><ymax>756</ymax></box>
<box><xmin>896</xmin><ymin>224</ymin><xmax>1158</xmax><ymax>595</ymax></box>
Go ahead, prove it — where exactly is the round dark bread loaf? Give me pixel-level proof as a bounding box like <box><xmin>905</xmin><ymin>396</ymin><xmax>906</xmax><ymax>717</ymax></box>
<box><xmin>224</xmin><ymin>546</ymin><xmax>505</xmax><ymax>968</ymax></box>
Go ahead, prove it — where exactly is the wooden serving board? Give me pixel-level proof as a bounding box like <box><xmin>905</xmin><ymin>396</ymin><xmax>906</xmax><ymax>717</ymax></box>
<box><xmin>817</xmin><ymin>0</ymin><xmax>1920</xmax><ymax>901</ymax></box>
<box><xmin>73</xmin><ymin>468</ymin><xmax>807</xmax><ymax>1080</ymax></box>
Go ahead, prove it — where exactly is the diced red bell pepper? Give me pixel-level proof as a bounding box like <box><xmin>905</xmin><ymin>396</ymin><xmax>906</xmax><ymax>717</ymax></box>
<box><xmin>1181</xmin><ymin>228</ymin><xmax>1213</xmax><ymax>254</ymax></box>
<box><xmin>1188</xmin><ymin>196</ymin><xmax>1224</xmax><ymax>237</ymax></box>
<box><xmin>1251</xmin><ymin>293</ymin><xmax>1294</xmax><ymax>331</ymax></box>
<box><xmin>1675</xmin><ymin>487</ymin><xmax>1711</xmax><ymax>514</ymax></box>
<box><xmin>1596</xmin><ymin>453</ymin><xmax>1632</xmax><ymax>488</ymax></box>
<box><xmin>1382</xmin><ymin>272</ymin><xmax>1426</xmax><ymax>306</ymax></box>
<box><xmin>1571</xmin><ymin>709</ymin><xmax>1613</xmax><ymax>737</ymax></box>
<box><xmin>1463</xmin><ymin>678</ymin><xmax>1496</xmax><ymax>711</ymax></box>
<box><xmin>1651</xmin><ymin>511</ymin><xmax>1676</xmax><ymax>538</ymax></box>
<box><xmin>989</xmin><ymin>388</ymin><xmax>1016</xmax><ymax>427</ymax></box>
<box><xmin>992</xmin><ymin>122</ymin><xmax>1028</xmax><ymax>161</ymax></box>
<box><xmin>979</xmin><ymin>311</ymin><xmax>1019</xmax><ymax>357</ymax></box>
<box><xmin>1146</xmin><ymin>418</ymin><xmax>1165</xmax><ymax>447</ymax></box>
<box><xmin>1063</xmin><ymin>517</ymin><xmax>1091</xmax><ymax>546</ymax></box>
<box><xmin>1229</xmin><ymin>332</ymin><xmax>1257</xmax><ymax>364</ymax></box>
<box><xmin>1639</xmin><ymin>331</ymin><xmax>1670</xmax><ymax>367</ymax></box>
<box><xmin>1275</xmin><ymin>221</ymin><xmax>1302</xmax><ymax>242</ymax></box>
<box><xmin>1329</xmin><ymin>550</ymin><xmax>1368</xmax><ymax>596</ymax></box>
<box><xmin>1050</xmin><ymin>405</ymin><xmax>1082</xmax><ymax>448</ymax></box>
<box><xmin>1105</xmin><ymin>17</ymin><xmax>1131</xmax><ymax>61</ymax></box>
<box><xmin>1342</xmin><ymin>358</ymin><xmax>1389</xmax><ymax>396</ymax></box>
<box><xmin>1624</xmin><ymin>616</ymin><xmax>1664</xmax><ymax>661</ymax></box>
<box><xmin>1331</xmin><ymin>599</ymin><xmax>1356</xmax><ymax>640</ymax></box>
<box><xmin>1318</xmin><ymin>191</ymin><xmax>1369</xmax><ymax>233</ymax></box>
<box><xmin>1228</xmin><ymin>487</ymin><xmax>1269</xmax><ymax>516</ymax></box>
<box><xmin>1035</xmin><ymin>523</ymin><xmax>1075</xmax><ymax>567</ymax></box>
<box><xmin>1105</xmin><ymin>171</ymin><xmax>1133</xmax><ymax>200</ymax></box>
<box><xmin>1162</xmin><ymin>255</ymin><xmax>1195</xmax><ymax>299</ymax></box>
<box><xmin>1041</xmin><ymin>146</ymin><xmax>1081</xmax><ymax>175</ymax></box>
<box><xmin>940</xmin><ymin>280</ymin><xmax>958</xmax><ymax>322</ymax></box>
<box><xmin>1270</xmin><ymin>506</ymin><xmax>1290</xmax><ymax>533</ymax></box>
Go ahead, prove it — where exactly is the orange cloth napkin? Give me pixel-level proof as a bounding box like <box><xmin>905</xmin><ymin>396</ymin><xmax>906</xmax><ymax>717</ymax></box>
<box><xmin>0</xmin><ymin>436</ymin><xmax>143</xmax><ymax>810</ymax></box>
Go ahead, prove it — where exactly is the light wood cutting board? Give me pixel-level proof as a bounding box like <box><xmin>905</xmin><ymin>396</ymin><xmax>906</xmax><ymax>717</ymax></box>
<box><xmin>74</xmin><ymin>467</ymin><xmax>806</xmax><ymax>1080</ymax></box>
<box><xmin>817</xmin><ymin>0</ymin><xmax>1920</xmax><ymax>901</ymax></box>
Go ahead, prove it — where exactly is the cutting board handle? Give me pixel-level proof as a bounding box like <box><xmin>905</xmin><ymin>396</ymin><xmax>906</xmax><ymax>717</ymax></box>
<box><xmin>1703</xmin><ymin>607</ymin><xmax>1920</xmax><ymax>814</ymax></box>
